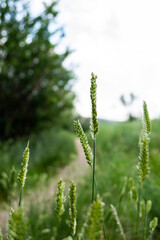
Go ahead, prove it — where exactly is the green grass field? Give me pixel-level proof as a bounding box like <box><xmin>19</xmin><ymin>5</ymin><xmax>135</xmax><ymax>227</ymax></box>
<box><xmin>24</xmin><ymin>119</ymin><xmax>160</xmax><ymax>239</ymax></box>
<box><xmin>0</xmin><ymin>127</ymin><xmax>76</xmax><ymax>202</ymax></box>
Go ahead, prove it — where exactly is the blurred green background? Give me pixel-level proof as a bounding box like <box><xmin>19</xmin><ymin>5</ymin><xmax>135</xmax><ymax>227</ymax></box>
<box><xmin>0</xmin><ymin>1</ymin><xmax>160</xmax><ymax>239</ymax></box>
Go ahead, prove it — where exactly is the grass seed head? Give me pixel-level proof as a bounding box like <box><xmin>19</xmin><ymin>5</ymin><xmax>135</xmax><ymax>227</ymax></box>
<box><xmin>147</xmin><ymin>200</ymin><xmax>152</xmax><ymax>213</ymax></box>
<box><xmin>137</xmin><ymin>133</ymin><xmax>150</xmax><ymax>185</ymax></box>
<box><xmin>69</xmin><ymin>181</ymin><xmax>77</xmax><ymax>236</ymax></box>
<box><xmin>149</xmin><ymin>217</ymin><xmax>158</xmax><ymax>234</ymax></box>
<box><xmin>17</xmin><ymin>142</ymin><xmax>30</xmax><ymax>188</ymax></box>
<box><xmin>111</xmin><ymin>204</ymin><xmax>126</xmax><ymax>240</ymax></box>
<box><xmin>55</xmin><ymin>178</ymin><xmax>66</xmax><ymax>221</ymax></box>
<box><xmin>90</xmin><ymin>73</ymin><xmax>98</xmax><ymax>138</ymax></box>
<box><xmin>73</xmin><ymin>120</ymin><xmax>93</xmax><ymax>167</ymax></box>
<box><xmin>143</xmin><ymin>101</ymin><xmax>151</xmax><ymax>135</ymax></box>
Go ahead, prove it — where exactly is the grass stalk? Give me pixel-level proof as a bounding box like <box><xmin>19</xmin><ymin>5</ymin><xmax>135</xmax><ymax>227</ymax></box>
<box><xmin>136</xmin><ymin>184</ymin><xmax>142</xmax><ymax>239</ymax></box>
<box><xmin>92</xmin><ymin>137</ymin><xmax>96</xmax><ymax>203</ymax></box>
<box><xmin>144</xmin><ymin>207</ymin><xmax>148</xmax><ymax>240</ymax></box>
<box><xmin>91</xmin><ymin>138</ymin><xmax>106</xmax><ymax>240</ymax></box>
<box><xmin>18</xmin><ymin>187</ymin><xmax>23</xmax><ymax>207</ymax></box>
<box><xmin>144</xmin><ymin>179</ymin><xmax>149</xmax><ymax>240</ymax></box>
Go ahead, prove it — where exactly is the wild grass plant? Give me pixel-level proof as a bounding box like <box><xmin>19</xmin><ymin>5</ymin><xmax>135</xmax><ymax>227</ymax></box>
<box><xmin>0</xmin><ymin>128</ymin><xmax>76</xmax><ymax>202</ymax></box>
<box><xmin>0</xmin><ymin>73</ymin><xmax>159</xmax><ymax>239</ymax></box>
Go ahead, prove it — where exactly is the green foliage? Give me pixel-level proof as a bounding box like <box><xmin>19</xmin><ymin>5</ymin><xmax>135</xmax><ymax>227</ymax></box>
<box><xmin>17</xmin><ymin>142</ymin><xmax>30</xmax><ymax>188</ymax></box>
<box><xmin>62</xmin><ymin>237</ymin><xmax>73</xmax><ymax>240</ymax></box>
<box><xmin>2</xmin><ymin>117</ymin><xmax>160</xmax><ymax>239</ymax></box>
<box><xmin>0</xmin><ymin>0</ymin><xmax>75</xmax><ymax>140</ymax></box>
<box><xmin>0</xmin><ymin>166</ymin><xmax>17</xmax><ymax>202</ymax></box>
<box><xmin>1</xmin><ymin>72</ymin><xmax>160</xmax><ymax>240</ymax></box>
<box><xmin>69</xmin><ymin>182</ymin><xmax>77</xmax><ymax>236</ymax></box>
<box><xmin>73</xmin><ymin>120</ymin><xmax>93</xmax><ymax>166</ymax></box>
<box><xmin>55</xmin><ymin>179</ymin><xmax>66</xmax><ymax>221</ymax></box>
<box><xmin>0</xmin><ymin>128</ymin><xmax>76</xmax><ymax>195</ymax></box>
<box><xmin>7</xmin><ymin>207</ymin><xmax>27</xmax><ymax>240</ymax></box>
<box><xmin>74</xmin><ymin>119</ymin><xmax>160</xmax><ymax>239</ymax></box>
<box><xmin>81</xmin><ymin>196</ymin><xmax>104</xmax><ymax>240</ymax></box>
<box><xmin>90</xmin><ymin>73</ymin><xmax>98</xmax><ymax>138</ymax></box>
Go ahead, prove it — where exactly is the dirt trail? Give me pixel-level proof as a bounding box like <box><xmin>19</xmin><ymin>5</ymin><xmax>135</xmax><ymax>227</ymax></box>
<box><xmin>28</xmin><ymin>138</ymin><xmax>89</xmax><ymax>204</ymax></box>
<box><xmin>0</xmin><ymin>138</ymin><xmax>89</xmax><ymax>232</ymax></box>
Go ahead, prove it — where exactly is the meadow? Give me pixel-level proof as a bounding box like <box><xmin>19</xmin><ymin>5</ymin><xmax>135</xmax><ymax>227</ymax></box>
<box><xmin>0</xmin><ymin>75</ymin><xmax>160</xmax><ymax>240</ymax></box>
<box><xmin>23</xmin><ymin>119</ymin><xmax>160</xmax><ymax>240</ymax></box>
<box><xmin>0</xmin><ymin>128</ymin><xmax>76</xmax><ymax>203</ymax></box>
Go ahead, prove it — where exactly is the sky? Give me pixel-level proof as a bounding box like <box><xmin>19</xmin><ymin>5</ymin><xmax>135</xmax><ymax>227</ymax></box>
<box><xmin>31</xmin><ymin>0</ymin><xmax>160</xmax><ymax>121</ymax></box>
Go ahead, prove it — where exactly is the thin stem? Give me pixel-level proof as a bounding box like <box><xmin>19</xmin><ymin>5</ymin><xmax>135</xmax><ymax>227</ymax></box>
<box><xmin>102</xmin><ymin>216</ymin><xmax>107</xmax><ymax>240</ymax></box>
<box><xmin>92</xmin><ymin>137</ymin><xmax>96</xmax><ymax>203</ymax></box>
<box><xmin>144</xmin><ymin>178</ymin><xmax>149</xmax><ymax>240</ymax></box>
<box><xmin>91</xmin><ymin>140</ymin><xmax>106</xmax><ymax>240</ymax></box>
<box><xmin>136</xmin><ymin>183</ymin><xmax>142</xmax><ymax>239</ymax></box>
<box><xmin>94</xmin><ymin>175</ymin><xmax>98</xmax><ymax>195</ymax></box>
<box><xmin>18</xmin><ymin>187</ymin><xmax>23</xmax><ymax>207</ymax></box>
<box><xmin>144</xmin><ymin>208</ymin><xmax>148</xmax><ymax>240</ymax></box>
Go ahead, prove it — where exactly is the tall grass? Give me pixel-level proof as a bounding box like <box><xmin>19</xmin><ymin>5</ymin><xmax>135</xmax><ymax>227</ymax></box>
<box><xmin>0</xmin><ymin>73</ymin><xmax>159</xmax><ymax>239</ymax></box>
<box><xmin>0</xmin><ymin>128</ymin><xmax>76</xmax><ymax>202</ymax></box>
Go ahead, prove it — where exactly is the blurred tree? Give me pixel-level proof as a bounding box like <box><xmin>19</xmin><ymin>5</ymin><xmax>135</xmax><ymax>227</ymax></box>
<box><xmin>0</xmin><ymin>0</ymin><xmax>75</xmax><ymax>140</ymax></box>
<box><xmin>120</xmin><ymin>93</ymin><xmax>137</xmax><ymax>121</ymax></box>
<box><xmin>120</xmin><ymin>93</ymin><xmax>136</xmax><ymax>106</ymax></box>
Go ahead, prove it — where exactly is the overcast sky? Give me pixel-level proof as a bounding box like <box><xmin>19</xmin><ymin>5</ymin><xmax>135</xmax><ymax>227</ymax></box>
<box><xmin>31</xmin><ymin>0</ymin><xmax>160</xmax><ymax>121</ymax></box>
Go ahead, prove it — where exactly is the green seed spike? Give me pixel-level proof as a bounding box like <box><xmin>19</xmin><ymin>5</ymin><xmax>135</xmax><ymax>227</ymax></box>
<box><xmin>143</xmin><ymin>101</ymin><xmax>151</xmax><ymax>135</ymax></box>
<box><xmin>131</xmin><ymin>186</ymin><xmax>138</xmax><ymax>204</ymax></box>
<box><xmin>147</xmin><ymin>200</ymin><xmax>152</xmax><ymax>213</ymax></box>
<box><xmin>111</xmin><ymin>204</ymin><xmax>126</xmax><ymax>240</ymax></box>
<box><xmin>90</xmin><ymin>73</ymin><xmax>98</xmax><ymax>138</ymax></box>
<box><xmin>149</xmin><ymin>217</ymin><xmax>158</xmax><ymax>234</ymax></box>
<box><xmin>137</xmin><ymin>133</ymin><xmax>150</xmax><ymax>185</ymax></box>
<box><xmin>17</xmin><ymin>142</ymin><xmax>30</xmax><ymax>188</ymax></box>
<box><xmin>7</xmin><ymin>207</ymin><xmax>27</xmax><ymax>240</ymax></box>
<box><xmin>73</xmin><ymin>120</ymin><xmax>93</xmax><ymax>166</ymax></box>
<box><xmin>140</xmin><ymin>199</ymin><xmax>145</xmax><ymax>219</ymax></box>
<box><xmin>81</xmin><ymin>196</ymin><xmax>104</xmax><ymax>240</ymax></box>
<box><xmin>55</xmin><ymin>179</ymin><xmax>66</xmax><ymax>221</ymax></box>
<box><xmin>69</xmin><ymin>181</ymin><xmax>77</xmax><ymax>236</ymax></box>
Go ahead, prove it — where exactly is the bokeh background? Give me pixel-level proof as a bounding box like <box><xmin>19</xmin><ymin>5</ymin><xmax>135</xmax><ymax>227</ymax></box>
<box><xmin>33</xmin><ymin>0</ymin><xmax>160</xmax><ymax>121</ymax></box>
<box><xmin>1</xmin><ymin>1</ymin><xmax>160</xmax><ymax>239</ymax></box>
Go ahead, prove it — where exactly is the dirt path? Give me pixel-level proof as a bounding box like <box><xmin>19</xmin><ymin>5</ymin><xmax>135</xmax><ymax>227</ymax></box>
<box><xmin>28</xmin><ymin>138</ymin><xmax>89</xmax><ymax>204</ymax></box>
<box><xmin>0</xmin><ymin>138</ymin><xmax>89</xmax><ymax>232</ymax></box>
